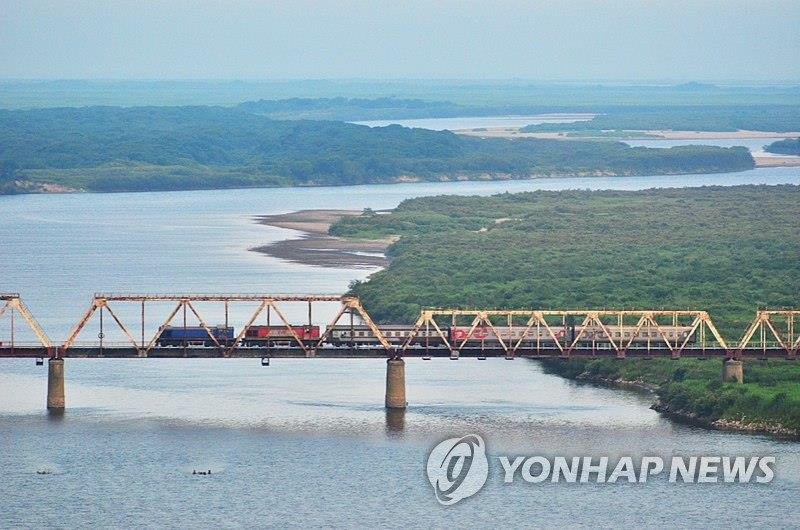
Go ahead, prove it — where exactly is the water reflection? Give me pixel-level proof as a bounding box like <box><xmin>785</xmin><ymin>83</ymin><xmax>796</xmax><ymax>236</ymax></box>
<box><xmin>46</xmin><ymin>408</ymin><xmax>65</xmax><ymax>420</ymax></box>
<box><xmin>385</xmin><ymin>408</ymin><xmax>406</xmax><ymax>434</ymax></box>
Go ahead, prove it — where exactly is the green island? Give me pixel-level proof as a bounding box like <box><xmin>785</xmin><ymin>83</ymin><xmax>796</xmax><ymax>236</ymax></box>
<box><xmin>0</xmin><ymin>105</ymin><xmax>755</xmax><ymax>194</ymax></box>
<box><xmin>331</xmin><ymin>185</ymin><xmax>800</xmax><ymax>435</ymax></box>
<box><xmin>765</xmin><ymin>138</ymin><xmax>800</xmax><ymax>156</ymax></box>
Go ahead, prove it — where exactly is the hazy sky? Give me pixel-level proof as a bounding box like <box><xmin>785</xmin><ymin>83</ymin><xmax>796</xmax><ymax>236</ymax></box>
<box><xmin>1</xmin><ymin>0</ymin><xmax>798</xmax><ymax>81</ymax></box>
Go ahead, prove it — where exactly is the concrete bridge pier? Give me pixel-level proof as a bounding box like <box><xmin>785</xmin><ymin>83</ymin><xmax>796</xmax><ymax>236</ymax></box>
<box><xmin>385</xmin><ymin>358</ymin><xmax>407</xmax><ymax>409</ymax></box>
<box><xmin>47</xmin><ymin>357</ymin><xmax>65</xmax><ymax>410</ymax></box>
<box><xmin>722</xmin><ymin>359</ymin><xmax>744</xmax><ymax>383</ymax></box>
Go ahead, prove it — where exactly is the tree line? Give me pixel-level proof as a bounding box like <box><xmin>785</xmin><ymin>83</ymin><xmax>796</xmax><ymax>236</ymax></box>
<box><xmin>0</xmin><ymin>106</ymin><xmax>753</xmax><ymax>193</ymax></box>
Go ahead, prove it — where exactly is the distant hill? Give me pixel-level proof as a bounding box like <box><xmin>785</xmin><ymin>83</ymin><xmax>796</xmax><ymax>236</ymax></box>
<box><xmin>2</xmin><ymin>79</ymin><xmax>799</xmax><ymax>109</ymax></box>
<box><xmin>237</xmin><ymin>97</ymin><xmax>478</xmax><ymax>121</ymax></box>
<box><xmin>673</xmin><ymin>81</ymin><xmax>718</xmax><ymax>91</ymax></box>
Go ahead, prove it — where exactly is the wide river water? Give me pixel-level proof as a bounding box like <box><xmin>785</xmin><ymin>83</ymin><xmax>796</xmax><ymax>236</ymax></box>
<box><xmin>1</xmin><ymin>168</ymin><xmax>799</xmax><ymax>528</ymax></box>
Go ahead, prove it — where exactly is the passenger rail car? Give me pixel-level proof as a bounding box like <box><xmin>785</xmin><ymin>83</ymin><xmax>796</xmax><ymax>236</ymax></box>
<box><xmin>327</xmin><ymin>324</ymin><xmax>694</xmax><ymax>348</ymax></box>
<box><xmin>328</xmin><ymin>325</ymin><xmax>440</xmax><ymax>346</ymax></box>
<box><xmin>450</xmin><ymin>325</ymin><xmax>694</xmax><ymax>346</ymax></box>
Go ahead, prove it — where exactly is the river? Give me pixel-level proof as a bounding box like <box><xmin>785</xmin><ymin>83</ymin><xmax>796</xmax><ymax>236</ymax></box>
<box><xmin>355</xmin><ymin>115</ymin><xmax>800</xmax><ymax>159</ymax></box>
<box><xmin>352</xmin><ymin>113</ymin><xmax>594</xmax><ymax>130</ymax></box>
<box><xmin>1</xmin><ymin>169</ymin><xmax>799</xmax><ymax>527</ymax></box>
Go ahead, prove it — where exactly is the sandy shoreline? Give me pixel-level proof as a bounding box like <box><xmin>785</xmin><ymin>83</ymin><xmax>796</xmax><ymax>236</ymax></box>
<box><xmin>754</xmin><ymin>156</ymin><xmax>800</xmax><ymax>167</ymax></box>
<box><xmin>456</xmin><ymin>127</ymin><xmax>800</xmax><ymax>141</ymax></box>
<box><xmin>251</xmin><ymin>209</ymin><xmax>393</xmax><ymax>269</ymax></box>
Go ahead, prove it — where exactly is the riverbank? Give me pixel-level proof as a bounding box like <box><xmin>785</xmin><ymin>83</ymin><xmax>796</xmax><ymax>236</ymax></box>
<box><xmin>251</xmin><ymin>210</ymin><xmax>393</xmax><ymax>269</ymax></box>
<box><xmin>538</xmin><ymin>358</ymin><xmax>800</xmax><ymax>438</ymax></box>
<box><xmin>456</xmin><ymin>127</ymin><xmax>800</xmax><ymax>140</ymax></box>
<box><xmin>330</xmin><ymin>185</ymin><xmax>800</xmax><ymax>438</ymax></box>
<box><xmin>754</xmin><ymin>156</ymin><xmax>800</xmax><ymax>167</ymax></box>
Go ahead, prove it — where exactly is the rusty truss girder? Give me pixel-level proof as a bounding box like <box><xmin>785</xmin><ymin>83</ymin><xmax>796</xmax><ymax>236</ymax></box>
<box><xmin>0</xmin><ymin>294</ymin><xmax>53</xmax><ymax>351</ymax></box>
<box><xmin>93</xmin><ymin>293</ymin><xmax>351</xmax><ymax>302</ymax></box>
<box><xmin>736</xmin><ymin>310</ymin><xmax>799</xmax><ymax>358</ymax></box>
<box><xmin>61</xmin><ymin>294</ymin><xmax>392</xmax><ymax>357</ymax></box>
<box><xmin>400</xmin><ymin>309</ymin><xmax>729</xmax><ymax>358</ymax></box>
<box><xmin>3</xmin><ymin>290</ymin><xmax>799</xmax><ymax>360</ymax></box>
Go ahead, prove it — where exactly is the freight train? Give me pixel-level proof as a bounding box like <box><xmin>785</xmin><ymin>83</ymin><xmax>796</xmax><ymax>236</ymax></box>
<box><xmin>156</xmin><ymin>323</ymin><xmax>694</xmax><ymax>348</ymax></box>
<box><xmin>155</xmin><ymin>325</ymin><xmax>320</xmax><ymax>347</ymax></box>
<box><xmin>156</xmin><ymin>326</ymin><xmax>234</xmax><ymax>347</ymax></box>
<box><xmin>327</xmin><ymin>325</ymin><xmax>694</xmax><ymax>347</ymax></box>
<box><xmin>243</xmin><ymin>325</ymin><xmax>320</xmax><ymax>347</ymax></box>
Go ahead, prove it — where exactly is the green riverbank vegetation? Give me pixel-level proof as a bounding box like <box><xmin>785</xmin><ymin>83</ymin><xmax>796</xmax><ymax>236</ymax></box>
<box><xmin>332</xmin><ymin>185</ymin><xmax>800</xmax><ymax>434</ymax></box>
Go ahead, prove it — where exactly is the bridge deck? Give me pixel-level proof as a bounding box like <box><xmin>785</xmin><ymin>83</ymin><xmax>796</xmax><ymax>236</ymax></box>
<box><xmin>0</xmin><ymin>346</ymin><xmax>793</xmax><ymax>359</ymax></box>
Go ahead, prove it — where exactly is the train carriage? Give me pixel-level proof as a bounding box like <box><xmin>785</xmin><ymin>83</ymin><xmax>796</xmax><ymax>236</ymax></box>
<box><xmin>156</xmin><ymin>325</ymin><xmax>234</xmax><ymax>347</ymax></box>
<box><xmin>448</xmin><ymin>325</ymin><xmax>694</xmax><ymax>348</ymax></box>
<box><xmin>243</xmin><ymin>325</ymin><xmax>320</xmax><ymax>347</ymax></box>
<box><xmin>327</xmin><ymin>325</ymin><xmax>444</xmax><ymax>346</ymax></box>
<box><xmin>153</xmin><ymin>322</ymin><xmax>695</xmax><ymax>350</ymax></box>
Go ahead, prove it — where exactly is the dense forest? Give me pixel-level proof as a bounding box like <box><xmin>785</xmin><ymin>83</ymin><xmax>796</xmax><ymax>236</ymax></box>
<box><xmin>335</xmin><ymin>185</ymin><xmax>799</xmax><ymax>336</ymax></box>
<box><xmin>333</xmin><ymin>185</ymin><xmax>800</xmax><ymax>431</ymax></box>
<box><xmin>239</xmin><ymin>98</ymin><xmax>800</xmax><ymax>131</ymax></box>
<box><xmin>237</xmin><ymin>97</ymin><xmax>478</xmax><ymax>121</ymax></box>
<box><xmin>764</xmin><ymin>138</ymin><xmax>800</xmax><ymax>155</ymax></box>
<box><xmin>521</xmin><ymin>105</ymin><xmax>800</xmax><ymax>133</ymax></box>
<box><xmin>0</xmin><ymin>106</ymin><xmax>753</xmax><ymax>193</ymax></box>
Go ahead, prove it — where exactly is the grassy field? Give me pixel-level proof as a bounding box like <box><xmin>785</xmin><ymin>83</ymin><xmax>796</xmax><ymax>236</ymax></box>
<box><xmin>331</xmin><ymin>184</ymin><xmax>800</xmax><ymax>433</ymax></box>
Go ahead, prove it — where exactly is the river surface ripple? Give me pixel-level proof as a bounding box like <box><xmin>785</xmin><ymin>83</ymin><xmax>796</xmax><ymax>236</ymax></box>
<box><xmin>1</xmin><ymin>168</ymin><xmax>799</xmax><ymax>528</ymax></box>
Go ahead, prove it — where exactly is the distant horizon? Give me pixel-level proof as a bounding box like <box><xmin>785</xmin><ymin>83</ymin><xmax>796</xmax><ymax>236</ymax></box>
<box><xmin>1</xmin><ymin>78</ymin><xmax>799</xmax><ymax>86</ymax></box>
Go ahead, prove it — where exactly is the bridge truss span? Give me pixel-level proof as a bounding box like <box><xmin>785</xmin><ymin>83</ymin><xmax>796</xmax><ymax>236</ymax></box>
<box><xmin>399</xmin><ymin>309</ymin><xmax>729</xmax><ymax>359</ymax></box>
<box><xmin>1</xmin><ymin>291</ymin><xmax>798</xmax><ymax>360</ymax></box>
<box><xmin>0</xmin><ymin>293</ymin><xmax>53</xmax><ymax>353</ymax></box>
<box><xmin>61</xmin><ymin>294</ymin><xmax>391</xmax><ymax>357</ymax></box>
<box><xmin>736</xmin><ymin>310</ymin><xmax>799</xmax><ymax>358</ymax></box>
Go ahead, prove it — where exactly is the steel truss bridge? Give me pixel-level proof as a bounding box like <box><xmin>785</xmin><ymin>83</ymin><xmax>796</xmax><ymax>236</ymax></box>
<box><xmin>0</xmin><ymin>293</ymin><xmax>798</xmax><ymax>360</ymax></box>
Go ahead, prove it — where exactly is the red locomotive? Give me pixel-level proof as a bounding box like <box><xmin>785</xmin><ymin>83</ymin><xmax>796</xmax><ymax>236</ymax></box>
<box><xmin>243</xmin><ymin>325</ymin><xmax>320</xmax><ymax>347</ymax></box>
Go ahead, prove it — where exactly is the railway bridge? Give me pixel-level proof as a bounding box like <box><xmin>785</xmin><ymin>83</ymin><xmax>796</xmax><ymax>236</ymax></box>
<box><xmin>1</xmin><ymin>293</ymin><xmax>797</xmax><ymax>411</ymax></box>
